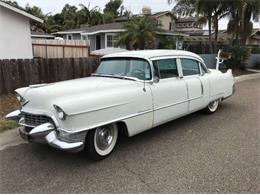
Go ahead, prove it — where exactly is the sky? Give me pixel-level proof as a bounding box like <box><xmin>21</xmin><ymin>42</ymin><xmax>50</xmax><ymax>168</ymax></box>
<box><xmin>15</xmin><ymin>0</ymin><xmax>260</xmax><ymax>30</ymax></box>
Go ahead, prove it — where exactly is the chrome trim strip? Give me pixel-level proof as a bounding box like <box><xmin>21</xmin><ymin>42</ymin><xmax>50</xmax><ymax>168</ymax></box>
<box><xmin>59</xmin><ymin>109</ymin><xmax>154</xmax><ymax>134</ymax></box>
<box><xmin>68</xmin><ymin>101</ymin><xmax>132</xmax><ymax>116</ymax></box>
<box><xmin>189</xmin><ymin>96</ymin><xmax>202</xmax><ymax>101</ymax></box>
<box><xmin>154</xmin><ymin>99</ymin><xmax>188</xmax><ymax>111</ymax></box>
<box><xmin>59</xmin><ymin>94</ymin><xmax>204</xmax><ymax>134</ymax></box>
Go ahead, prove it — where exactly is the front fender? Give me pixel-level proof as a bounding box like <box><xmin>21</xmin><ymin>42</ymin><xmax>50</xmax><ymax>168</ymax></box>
<box><xmin>55</xmin><ymin>82</ymin><xmax>153</xmax><ymax>133</ymax></box>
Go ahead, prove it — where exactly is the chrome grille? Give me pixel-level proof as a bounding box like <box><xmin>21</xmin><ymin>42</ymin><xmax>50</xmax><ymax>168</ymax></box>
<box><xmin>23</xmin><ymin>113</ymin><xmax>53</xmax><ymax>127</ymax></box>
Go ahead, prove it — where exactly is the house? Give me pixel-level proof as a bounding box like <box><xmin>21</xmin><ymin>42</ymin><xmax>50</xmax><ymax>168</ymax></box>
<box><xmin>52</xmin><ymin>25</ymin><xmax>89</xmax><ymax>40</ymax></box>
<box><xmin>183</xmin><ymin>29</ymin><xmax>260</xmax><ymax>53</ymax></box>
<box><xmin>31</xmin><ymin>31</ymin><xmax>55</xmax><ymax>39</ymax></box>
<box><xmin>53</xmin><ymin>6</ymin><xmax>187</xmax><ymax>51</ymax></box>
<box><xmin>81</xmin><ymin>22</ymin><xmax>124</xmax><ymax>51</ymax></box>
<box><xmin>0</xmin><ymin>1</ymin><xmax>43</xmax><ymax>59</ymax></box>
<box><xmin>175</xmin><ymin>17</ymin><xmax>203</xmax><ymax>32</ymax></box>
<box><xmin>114</xmin><ymin>7</ymin><xmax>177</xmax><ymax>31</ymax></box>
<box><xmin>80</xmin><ymin>22</ymin><xmax>186</xmax><ymax>51</ymax></box>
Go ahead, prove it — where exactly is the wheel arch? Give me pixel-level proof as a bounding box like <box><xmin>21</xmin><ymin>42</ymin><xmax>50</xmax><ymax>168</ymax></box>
<box><xmin>116</xmin><ymin>121</ymin><xmax>129</xmax><ymax>137</ymax></box>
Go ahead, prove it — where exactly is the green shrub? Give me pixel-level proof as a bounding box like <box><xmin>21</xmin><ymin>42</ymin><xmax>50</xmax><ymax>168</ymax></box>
<box><xmin>0</xmin><ymin>119</ymin><xmax>18</xmax><ymax>133</ymax></box>
<box><xmin>226</xmin><ymin>46</ymin><xmax>251</xmax><ymax>70</ymax></box>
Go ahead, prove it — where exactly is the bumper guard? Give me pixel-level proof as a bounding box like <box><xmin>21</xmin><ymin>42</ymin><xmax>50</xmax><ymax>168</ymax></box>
<box><xmin>7</xmin><ymin>110</ymin><xmax>84</xmax><ymax>152</ymax></box>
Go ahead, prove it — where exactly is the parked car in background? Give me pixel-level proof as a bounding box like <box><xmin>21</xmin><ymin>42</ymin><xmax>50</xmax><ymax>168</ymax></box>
<box><xmin>6</xmin><ymin>50</ymin><xmax>235</xmax><ymax>160</ymax></box>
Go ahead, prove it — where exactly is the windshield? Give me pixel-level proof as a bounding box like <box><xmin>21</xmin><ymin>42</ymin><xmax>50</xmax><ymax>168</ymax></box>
<box><xmin>95</xmin><ymin>58</ymin><xmax>152</xmax><ymax>80</ymax></box>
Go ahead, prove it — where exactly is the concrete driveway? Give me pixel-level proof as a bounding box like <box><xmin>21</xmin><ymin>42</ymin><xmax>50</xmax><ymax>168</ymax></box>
<box><xmin>0</xmin><ymin>78</ymin><xmax>259</xmax><ymax>193</ymax></box>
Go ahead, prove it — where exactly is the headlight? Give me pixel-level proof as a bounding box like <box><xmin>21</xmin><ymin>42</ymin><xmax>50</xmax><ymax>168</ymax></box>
<box><xmin>53</xmin><ymin>105</ymin><xmax>67</xmax><ymax>120</ymax></box>
<box><xmin>16</xmin><ymin>93</ymin><xmax>28</xmax><ymax>106</ymax></box>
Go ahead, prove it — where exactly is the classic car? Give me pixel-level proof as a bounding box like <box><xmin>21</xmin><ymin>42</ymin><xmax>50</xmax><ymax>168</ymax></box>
<box><xmin>6</xmin><ymin>50</ymin><xmax>235</xmax><ymax>160</ymax></box>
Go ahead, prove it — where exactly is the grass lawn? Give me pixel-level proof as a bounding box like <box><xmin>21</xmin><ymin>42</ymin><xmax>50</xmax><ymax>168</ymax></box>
<box><xmin>0</xmin><ymin>94</ymin><xmax>19</xmax><ymax>133</ymax></box>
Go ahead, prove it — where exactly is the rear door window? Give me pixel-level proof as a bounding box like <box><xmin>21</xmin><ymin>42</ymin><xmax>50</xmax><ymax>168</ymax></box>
<box><xmin>153</xmin><ymin>59</ymin><xmax>178</xmax><ymax>79</ymax></box>
<box><xmin>181</xmin><ymin>58</ymin><xmax>200</xmax><ymax>76</ymax></box>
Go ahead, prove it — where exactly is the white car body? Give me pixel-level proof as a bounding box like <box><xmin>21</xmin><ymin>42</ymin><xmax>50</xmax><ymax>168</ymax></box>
<box><xmin>6</xmin><ymin>50</ymin><xmax>235</xmax><ymax>153</ymax></box>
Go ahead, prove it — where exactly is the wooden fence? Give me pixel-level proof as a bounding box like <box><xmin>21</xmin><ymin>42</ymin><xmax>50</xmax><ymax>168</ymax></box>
<box><xmin>32</xmin><ymin>39</ymin><xmax>90</xmax><ymax>58</ymax></box>
<box><xmin>0</xmin><ymin>57</ymin><xmax>100</xmax><ymax>95</ymax></box>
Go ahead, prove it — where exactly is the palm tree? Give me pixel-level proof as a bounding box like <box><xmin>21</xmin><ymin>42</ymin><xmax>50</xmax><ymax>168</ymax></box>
<box><xmin>117</xmin><ymin>16</ymin><xmax>158</xmax><ymax>50</ymax></box>
<box><xmin>169</xmin><ymin>0</ymin><xmax>196</xmax><ymax>17</ymax></box>
<box><xmin>210</xmin><ymin>1</ymin><xmax>230</xmax><ymax>52</ymax></box>
<box><xmin>170</xmin><ymin>0</ymin><xmax>230</xmax><ymax>53</ymax></box>
<box><xmin>227</xmin><ymin>0</ymin><xmax>259</xmax><ymax>46</ymax></box>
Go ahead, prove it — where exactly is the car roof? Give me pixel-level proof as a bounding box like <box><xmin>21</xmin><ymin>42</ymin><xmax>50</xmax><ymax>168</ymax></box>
<box><xmin>102</xmin><ymin>49</ymin><xmax>204</xmax><ymax>62</ymax></box>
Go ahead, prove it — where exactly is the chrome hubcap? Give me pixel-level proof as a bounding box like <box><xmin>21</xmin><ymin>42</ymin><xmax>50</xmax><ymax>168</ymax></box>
<box><xmin>209</xmin><ymin>100</ymin><xmax>218</xmax><ymax>110</ymax></box>
<box><xmin>95</xmin><ymin>126</ymin><xmax>114</xmax><ymax>151</ymax></box>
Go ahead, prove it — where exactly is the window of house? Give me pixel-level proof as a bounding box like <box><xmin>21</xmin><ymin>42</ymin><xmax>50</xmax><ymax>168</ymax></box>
<box><xmin>106</xmin><ymin>34</ymin><xmax>118</xmax><ymax>47</ymax></box>
<box><xmin>153</xmin><ymin>59</ymin><xmax>178</xmax><ymax>79</ymax></box>
<box><xmin>157</xmin><ymin>20</ymin><xmax>162</xmax><ymax>28</ymax></box>
<box><xmin>68</xmin><ymin>34</ymin><xmax>73</xmax><ymax>40</ymax></box>
<box><xmin>181</xmin><ymin>58</ymin><xmax>200</xmax><ymax>76</ymax></box>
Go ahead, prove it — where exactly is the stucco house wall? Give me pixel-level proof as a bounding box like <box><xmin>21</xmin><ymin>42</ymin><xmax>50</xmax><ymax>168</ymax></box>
<box><xmin>0</xmin><ymin>6</ymin><xmax>33</xmax><ymax>59</ymax></box>
<box><xmin>157</xmin><ymin>15</ymin><xmax>173</xmax><ymax>31</ymax></box>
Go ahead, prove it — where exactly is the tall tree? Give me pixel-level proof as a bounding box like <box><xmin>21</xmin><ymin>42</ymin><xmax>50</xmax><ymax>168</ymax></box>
<box><xmin>103</xmin><ymin>0</ymin><xmax>123</xmax><ymax>17</ymax></box>
<box><xmin>170</xmin><ymin>0</ymin><xmax>230</xmax><ymax>53</ymax></box>
<box><xmin>170</xmin><ymin>0</ymin><xmax>196</xmax><ymax>17</ymax></box>
<box><xmin>60</xmin><ymin>4</ymin><xmax>78</xmax><ymax>30</ymax></box>
<box><xmin>117</xmin><ymin>16</ymin><xmax>158</xmax><ymax>50</ymax></box>
<box><xmin>227</xmin><ymin>0</ymin><xmax>259</xmax><ymax>46</ymax></box>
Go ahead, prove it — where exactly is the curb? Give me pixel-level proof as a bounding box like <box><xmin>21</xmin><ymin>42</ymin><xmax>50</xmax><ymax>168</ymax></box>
<box><xmin>246</xmin><ymin>68</ymin><xmax>260</xmax><ymax>73</ymax></box>
<box><xmin>0</xmin><ymin>128</ymin><xmax>26</xmax><ymax>150</ymax></box>
<box><xmin>235</xmin><ymin>72</ymin><xmax>260</xmax><ymax>83</ymax></box>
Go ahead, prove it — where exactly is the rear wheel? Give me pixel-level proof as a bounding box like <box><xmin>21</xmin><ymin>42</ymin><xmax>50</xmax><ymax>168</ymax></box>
<box><xmin>85</xmin><ymin>123</ymin><xmax>118</xmax><ymax>161</ymax></box>
<box><xmin>204</xmin><ymin>100</ymin><xmax>219</xmax><ymax>114</ymax></box>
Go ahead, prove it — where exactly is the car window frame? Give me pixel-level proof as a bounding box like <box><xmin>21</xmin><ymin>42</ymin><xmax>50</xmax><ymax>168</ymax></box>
<box><xmin>151</xmin><ymin>57</ymin><xmax>181</xmax><ymax>80</ymax></box>
<box><xmin>179</xmin><ymin>57</ymin><xmax>202</xmax><ymax>77</ymax></box>
<box><xmin>98</xmin><ymin>57</ymin><xmax>153</xmax><ymax>81</ymax></box>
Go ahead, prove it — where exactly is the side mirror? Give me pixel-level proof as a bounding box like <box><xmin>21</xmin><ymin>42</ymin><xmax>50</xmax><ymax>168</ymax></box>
<box><xmin>153</xmin><ymin>76</ymin><xmax>160</xmax><ymax>83</ymax></box>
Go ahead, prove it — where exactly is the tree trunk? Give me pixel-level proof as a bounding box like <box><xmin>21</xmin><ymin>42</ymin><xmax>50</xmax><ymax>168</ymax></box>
<box><xmin>214</xmin><ymin>16</ymin><xmax>218</xmax><ymax>53</ymax></box>
<box><xmin>208</xmin><ymin>14</ymin><xmax>213</xmax><ymax>54</ymax></box>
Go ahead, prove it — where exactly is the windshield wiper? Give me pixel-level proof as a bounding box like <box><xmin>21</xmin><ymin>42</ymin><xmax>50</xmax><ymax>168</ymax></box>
<box><xmin>91</xmin><ymin>73</ymin><xmax>137</xmax><ymax>81</ymax></box>
<box><xmin>110</xmin><ymin>74</ymin><xmax>138</xmax><ymax>81</ymax></box>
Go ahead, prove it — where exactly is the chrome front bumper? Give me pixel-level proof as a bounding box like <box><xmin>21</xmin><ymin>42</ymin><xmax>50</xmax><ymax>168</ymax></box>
<box><xmin>7</xmin><ymin>110</ymin><xmax>85</xmax><ymax>152</ymax></box>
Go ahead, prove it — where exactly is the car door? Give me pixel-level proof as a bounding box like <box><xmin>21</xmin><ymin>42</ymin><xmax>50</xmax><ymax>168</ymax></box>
<box><xmin>180</xmin><ymin>58</ymin><xmax>209</xmax><ymax>112</ymax></box>
<box><xmin>150</xmin><ymin>58</ymin><xmax>188</xmax><ymax>127</ymax></box>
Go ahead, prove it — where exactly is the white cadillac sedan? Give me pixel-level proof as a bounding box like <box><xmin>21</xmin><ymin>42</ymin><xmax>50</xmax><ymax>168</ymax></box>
<box><xmin>6</xmin><ymin>50</ymin><xmax>235</xmax><ymax>160</ymax></box>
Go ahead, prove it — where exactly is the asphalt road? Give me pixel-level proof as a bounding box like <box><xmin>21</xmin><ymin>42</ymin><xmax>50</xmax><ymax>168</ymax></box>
<box><xmin>0</xmin><ymin>78</ymin><xmax>259</xmax><ymax>193</ymax></box>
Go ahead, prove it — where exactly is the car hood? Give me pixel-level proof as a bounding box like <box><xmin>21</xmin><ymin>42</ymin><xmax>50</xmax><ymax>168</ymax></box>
<box><xmin>17</xmin><ymin>76</ymin><xmax>138</xmax><ymax>114</ymax></box>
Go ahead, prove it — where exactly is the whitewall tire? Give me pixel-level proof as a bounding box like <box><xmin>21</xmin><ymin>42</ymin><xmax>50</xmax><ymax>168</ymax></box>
<box><xmin>205</xmin><ymin>100</ymin><xmax>219</xmax><ymax>114</ymax></box>
<box><xmin>85</xmin><ymin>123</ymin><xmax>118</xmax><ymax>160</ymax></box>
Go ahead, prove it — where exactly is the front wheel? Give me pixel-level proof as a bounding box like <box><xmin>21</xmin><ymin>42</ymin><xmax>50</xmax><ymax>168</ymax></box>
<box><xmin>204</xmin><ymin>100</ymin><xmax>219</xmax><ymax>114</ymax></box>
<box><xmin>85</xmin><ymin>123</ymin><xmax>118</xmax><ymax>161</ymax></box>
